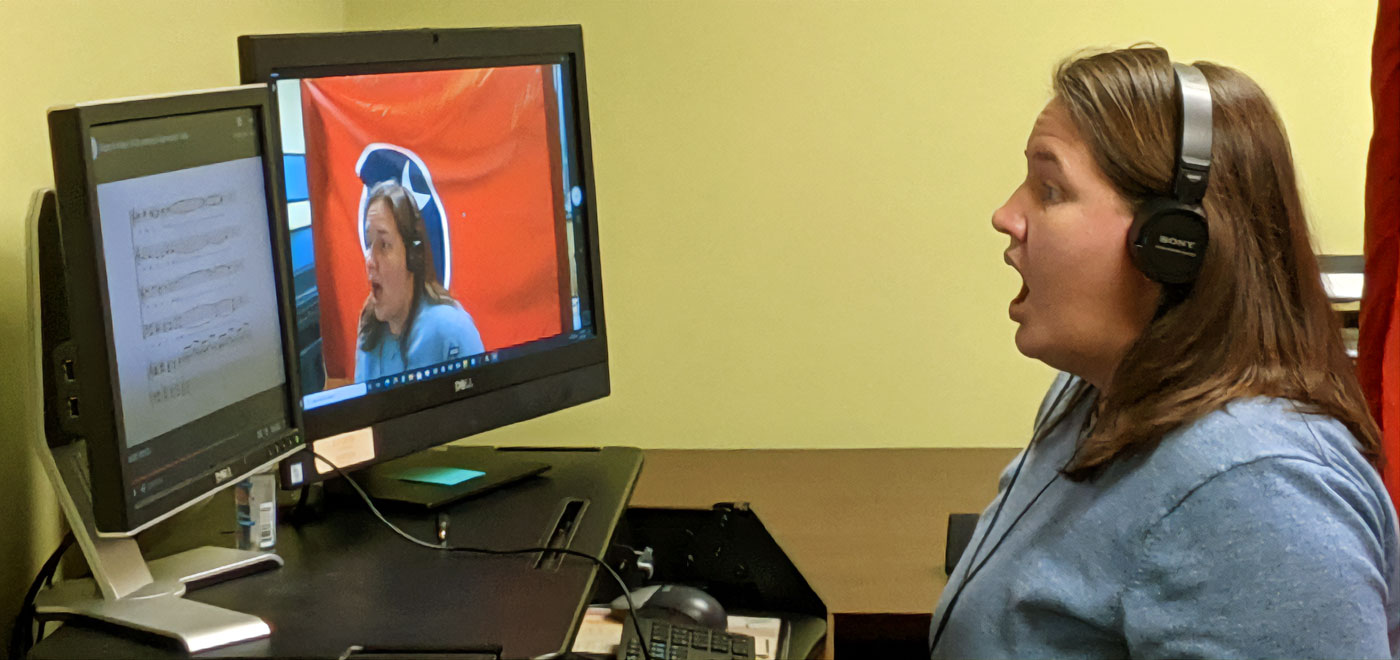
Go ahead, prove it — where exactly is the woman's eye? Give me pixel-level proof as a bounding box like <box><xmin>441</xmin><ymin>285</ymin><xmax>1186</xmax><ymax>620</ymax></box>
<box><xmin>1041</xmin><ymin>183</ymin><xmax>1061</xmax><ymax>204</ymax></box>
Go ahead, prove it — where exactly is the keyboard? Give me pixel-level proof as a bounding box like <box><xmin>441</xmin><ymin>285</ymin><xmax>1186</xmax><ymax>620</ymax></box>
<box><xmin>616</xmin><ymin>617</ymin><xmax>756</xmax><ymax>660</ymax></box>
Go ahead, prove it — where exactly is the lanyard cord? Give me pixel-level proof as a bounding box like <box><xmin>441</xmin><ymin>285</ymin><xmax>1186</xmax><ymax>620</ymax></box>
<box><xmin>929</xmin><ymin>382</ymin><xmax>1083</xmax><ymax>653</ymax></box>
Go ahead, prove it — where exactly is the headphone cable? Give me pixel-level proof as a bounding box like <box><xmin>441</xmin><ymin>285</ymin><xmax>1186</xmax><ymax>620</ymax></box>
<box><xmin>929</xmin><ymin>381</ymin><xmax>1081</xmax><ymax>653</ymax></box>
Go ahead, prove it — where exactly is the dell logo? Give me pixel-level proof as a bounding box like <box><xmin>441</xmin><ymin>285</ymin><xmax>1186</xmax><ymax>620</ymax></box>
<box><xmin>454</xmin><ymin>378</ymin><xmax>475</xmax><ymax>392</ymax></box>
<box><xmin>214</xmin><ymin>467</ymin><xmax>233</xmax><ymax>484</ymax></box>
<box><xmin>1159</xmin><ymin>236</ymin><xmax>1197</xmax><ymax>250</ymax></box>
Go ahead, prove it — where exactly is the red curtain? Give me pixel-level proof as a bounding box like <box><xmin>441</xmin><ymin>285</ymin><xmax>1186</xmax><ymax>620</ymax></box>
<box><xmin>1362</xmin><ymin>0</ymin><xmax>1400</xmax><ymax>498</ymax></box>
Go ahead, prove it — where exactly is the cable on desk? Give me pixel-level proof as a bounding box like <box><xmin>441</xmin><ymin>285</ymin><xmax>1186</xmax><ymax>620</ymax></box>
<box><xmin>11</xmin><ymin>531</ymin><xmax>75</xmax><ymax>660</ymax></box>
<box><xmin>307</xmin><ymin>450</ymin><xmax>653</xmax><ymax>660</ymax></box>
<box><xmin>294</xmin><ymin>483</ymin><xmax>311</xmax><ymax>515</ymax></box>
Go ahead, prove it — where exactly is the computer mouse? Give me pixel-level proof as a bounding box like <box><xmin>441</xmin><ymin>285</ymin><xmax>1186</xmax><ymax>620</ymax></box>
<box><xmin>610</xmin><ymin>584</ymin><xmax>728</xmax><ymax>631</ymax></box>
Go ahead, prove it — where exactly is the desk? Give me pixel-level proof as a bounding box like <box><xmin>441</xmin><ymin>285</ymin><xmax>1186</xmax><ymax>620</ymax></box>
<box><xmin>30</xmin><ymin>446</ymin><xmax>642</xmax><ymax>659</ymax></box>
<box><xmin>628</xmin><ymin>448</ymin><xmax>1017</xmax><ymax>657</ymax></box>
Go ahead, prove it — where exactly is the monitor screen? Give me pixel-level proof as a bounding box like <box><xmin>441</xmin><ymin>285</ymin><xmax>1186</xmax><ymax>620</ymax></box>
<box><xmin>240</xmin><ymin>26</ymin><xmax>608</xmax><ymax>481</ymax></box>
<box><xmin>48</xmin><ymin>87</ymin><xmax>304</xmax><ymax>533</ymax></box>
<box><xmin>280</xmin><ymin>64</ymin><xmax>594</xmax><ymax>408</ymax></box>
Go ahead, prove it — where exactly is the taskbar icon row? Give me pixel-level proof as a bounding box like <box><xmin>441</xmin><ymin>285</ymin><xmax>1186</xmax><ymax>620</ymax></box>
<box><xmin>364</xmin><ymin>351</ymin><xmax>500</xmax><ymax>393</ymax></box>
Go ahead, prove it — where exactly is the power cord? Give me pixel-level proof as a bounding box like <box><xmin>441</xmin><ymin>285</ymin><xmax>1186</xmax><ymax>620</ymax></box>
<box><xmin>10</xmin><ymin>531</ymin><xmax>75</xmax><ymax>659</ymax></box>
<box><xmin>308</xmin><ymin>450</ymin><xmax>652</xmax><ymax>660</ymax></box>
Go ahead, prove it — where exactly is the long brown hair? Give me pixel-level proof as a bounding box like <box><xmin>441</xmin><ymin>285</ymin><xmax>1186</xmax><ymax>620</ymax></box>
<box><xmin>358</xmin><ymin>180</ymin><xmax>455</xmax><ymax>354</ymax></box>
<box><xmin>1049</xmin><ymin>46</ymin><xmax>1380</xmax><ymax>479</ymax></box>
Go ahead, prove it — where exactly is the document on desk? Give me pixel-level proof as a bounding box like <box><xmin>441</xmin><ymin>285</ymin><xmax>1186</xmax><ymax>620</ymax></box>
<box><xmin>727</xmin><ymin>615</ymin><xmax>782</xmax><ymax>660</ymax></box>
<box><xmin>571</xmin><ymin>607</ymin><xmax>782</xmax><ymax>660</ymax></box>
<box><xmin>572</xmin><ymin>607</ymin><xmax>625</xmax><ymax>655</ymax></box>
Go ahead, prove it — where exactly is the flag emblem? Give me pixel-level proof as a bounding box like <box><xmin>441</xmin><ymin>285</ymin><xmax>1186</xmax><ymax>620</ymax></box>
<box><xmin>355</xmin><ymin>143</ymin><xmax>453</xmax><ymax>287</ymax></box>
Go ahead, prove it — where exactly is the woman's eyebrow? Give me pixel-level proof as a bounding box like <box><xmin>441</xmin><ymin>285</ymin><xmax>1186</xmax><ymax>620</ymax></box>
<box><xmin>1024</xmin><ymin>148</ymin><xmax>1063</xmax><ymax>170</ymax></box>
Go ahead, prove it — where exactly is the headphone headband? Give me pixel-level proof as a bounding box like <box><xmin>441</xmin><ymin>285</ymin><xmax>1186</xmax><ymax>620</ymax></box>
<box><xmin>1171</xmin><ymin>63</ymin><xmax>1212</xmax><ymax>205</ymax></box>
<box><xmin>1127</xmin><ymin>60</ymin><xmax>1213</xmax><ymax>285</ymax></box>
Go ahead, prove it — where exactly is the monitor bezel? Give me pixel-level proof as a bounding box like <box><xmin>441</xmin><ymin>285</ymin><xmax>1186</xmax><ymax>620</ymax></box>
<box><xmin>237</xmin><ymin>26</ymin><xmax>609</xmax><ymax>467</ymax></box>
<box><xmin>47</xmin><ymin>85</ymin><xmax>305</xmax><ymax>534</ymax></box>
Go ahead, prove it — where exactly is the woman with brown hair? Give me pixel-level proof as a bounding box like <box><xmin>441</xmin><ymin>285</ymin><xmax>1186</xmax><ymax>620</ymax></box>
<box><xmin>355</xmin><ymin>180</ymin><xmax>483</xmax><ymax>382</ymax></box>
<box><xmin>931</xmin><ymin>46</ymin><xmax>1399</xmax><ymax>657</ymax></box>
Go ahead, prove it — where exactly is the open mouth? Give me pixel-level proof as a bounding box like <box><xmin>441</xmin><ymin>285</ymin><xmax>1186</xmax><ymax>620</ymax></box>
<box><xmin>371</xmin><ymin>282</ymin><xmax>383</xmax><ymax>299</ymax></box>
<box><xmin>1013</xmin><ymin>282</ymin><xmax>1029</xmax><ymax>305</ymax></box>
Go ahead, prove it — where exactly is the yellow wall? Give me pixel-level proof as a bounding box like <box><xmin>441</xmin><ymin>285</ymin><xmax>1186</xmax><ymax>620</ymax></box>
<box><xmin>0</xmin><ymin>0</ymin><xmax>346</xmax><ymax>647</ymax></box>
<box><xmin>342</xmin><ymin>1</ymin><xmax>1377</xmax><ymax>451</ymax></box>
<box><xmin>0</xmin><ymin>0</ymin><xmax>1377</xmax><ymax>649</ymax></box>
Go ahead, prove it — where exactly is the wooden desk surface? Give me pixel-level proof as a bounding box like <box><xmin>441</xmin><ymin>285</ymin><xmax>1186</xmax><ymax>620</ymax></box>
<box><xmin>629</xmin><ymin>448</ymin><xmax>1019</xmax><ymax>616</ymax></box>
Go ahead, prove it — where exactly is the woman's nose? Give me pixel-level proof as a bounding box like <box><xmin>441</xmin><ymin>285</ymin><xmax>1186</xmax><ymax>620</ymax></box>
<box><xmin>991</xmin><ymin>192</ymin><xmax>1025</xmax><ymax>241</ymax></box>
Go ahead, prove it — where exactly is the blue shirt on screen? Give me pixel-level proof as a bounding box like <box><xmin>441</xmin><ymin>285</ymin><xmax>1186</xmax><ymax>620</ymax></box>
<box><xmin>355</xmin><ymin>299</ymin><xmax>484</xmax><ymax>382</ymax></box>
<box><xmin>932</xmin><ymin>372</ymin><xmax>1400</xmax><ymax>659</ymax></box>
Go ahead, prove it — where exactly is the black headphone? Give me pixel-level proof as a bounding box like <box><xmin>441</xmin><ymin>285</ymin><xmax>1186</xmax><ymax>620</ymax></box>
<box><xmin>406</xmin><ymin>235</ymin><xmax>427</xmax><ymax>276</ymax></box>
<box><xmin>394</xmin><ymin>192</ymin><xmax>429</xmax><ymax>277</ymax></box>
<box><xmin>1127</xmin><ymin>62</ymin><xmax>1213</xmax><ymax>285</ymax></box>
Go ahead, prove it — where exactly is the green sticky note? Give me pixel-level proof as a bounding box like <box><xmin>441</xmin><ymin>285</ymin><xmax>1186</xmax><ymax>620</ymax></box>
<box><xmin>392</xmin><ymin>466</ymin><xmax>486</xmax><ymax>486</ymax></box>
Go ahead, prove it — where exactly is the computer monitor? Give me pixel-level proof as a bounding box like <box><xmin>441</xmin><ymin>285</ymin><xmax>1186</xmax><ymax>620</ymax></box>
<box><xmin>237</xmin><ymin>25</ymin><xmax>608</xmax><ymax>490</ymax></box>
<box><xmin>45</xmin><ymin>85</ymin><xmax>305</xmax><ymax>535</ymax></box>
<box><xmin>33</xmin><ymin>84</ymin><xmax>304</xmax><ymax>650</ymax></box>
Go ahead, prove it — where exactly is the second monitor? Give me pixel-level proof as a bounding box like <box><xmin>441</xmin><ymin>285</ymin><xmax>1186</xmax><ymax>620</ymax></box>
<box><xmin>239</xmin><ymin>26</ymin><xmax>609</xmax><ymax>496</ymax></box>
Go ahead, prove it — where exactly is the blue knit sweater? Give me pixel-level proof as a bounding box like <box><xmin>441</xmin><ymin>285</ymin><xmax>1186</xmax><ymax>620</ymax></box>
<box><xmin>931</xmin><ymin>374</ymin><xmax>1400</xmax><ymax>658</ymax></box>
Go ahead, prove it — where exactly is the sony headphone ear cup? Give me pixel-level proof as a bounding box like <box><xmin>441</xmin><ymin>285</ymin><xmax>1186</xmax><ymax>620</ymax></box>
<box><xmin>1129</xmin><ymin>196</ymin><xmax>1209</xmax><ymax>285</ymax></box>
<box><xmin>405</xmin><ymin>237</ymin><xmax>425</xmax><ymax>275</ymax></box>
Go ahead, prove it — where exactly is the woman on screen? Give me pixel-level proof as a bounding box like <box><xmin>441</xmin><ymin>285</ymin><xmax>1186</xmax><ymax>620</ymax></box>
<box><xmin>355</xmin><ymin>180</ymin><xmax>483</xmax><ymax>382</ymax></box>
<box><xmin>930</xmin><ymin>46</ymin><xmax>1398</xmax><ymax>657</ymax></box>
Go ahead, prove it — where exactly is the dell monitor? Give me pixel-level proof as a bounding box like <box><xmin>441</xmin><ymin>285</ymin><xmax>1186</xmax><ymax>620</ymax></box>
<box><xmin>45</xmin><ymin>86</ymin><xmax>305</xmax><ymax>535</ymax></box>
<box><xmin>34</xmin><ymin>85</ymin><xmax>304</xmax><ymax>649</ymax></box>
<box><xmin>237</xmin><ymin>25</ymin><xmax>608</xmax><ymax>496</ymax></box>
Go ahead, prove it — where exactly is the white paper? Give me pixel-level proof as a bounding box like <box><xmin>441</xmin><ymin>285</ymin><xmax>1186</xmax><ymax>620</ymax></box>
<box><xmin>313</xmin><ymin>427</ymin><xmax>377</xmax><ymax>474</ymax></box>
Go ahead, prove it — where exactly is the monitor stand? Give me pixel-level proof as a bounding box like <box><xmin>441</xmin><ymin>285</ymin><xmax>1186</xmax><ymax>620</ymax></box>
<box><xmin>25</xmin><ymin>188</ymin><xmax>282</xmax><ymax>653</ymax></box>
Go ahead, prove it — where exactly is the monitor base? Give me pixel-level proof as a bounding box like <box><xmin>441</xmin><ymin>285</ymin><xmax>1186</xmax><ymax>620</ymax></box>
<box><xmin>26</xmin><ymin>187</ymin><xmax>284</xmax><ymax>654</ymax></box>
<box><xmin>34</xmin><ymin>547</ymin><xmax>282</xmax><ymax>652</ymax></box>
<box><xmin>361</xmin><ymin>445</ymin><xmax>551</xmax><ymax>509</ymax></box>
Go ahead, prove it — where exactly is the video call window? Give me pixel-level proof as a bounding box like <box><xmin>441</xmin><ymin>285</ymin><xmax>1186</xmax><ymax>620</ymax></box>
<box><xmin>275</xmin><ymin>63</ymin><xmax>595</xmax><ymax>410</ymax></box>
